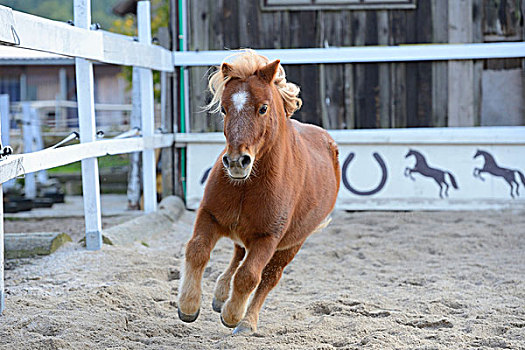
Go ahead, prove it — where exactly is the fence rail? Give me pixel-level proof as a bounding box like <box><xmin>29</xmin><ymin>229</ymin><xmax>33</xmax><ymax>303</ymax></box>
<box><xmin>0</xmin><ymin>5</ymin><xmax>173</xmax><ymax>72</ymax></box>
<box><xmin>0</xmin><ymin>134</ymin><xmax>173</xmax><ymax>184</ymax></box>
<box><xmin>173</xmin><ymin>42</ymin><xmax>525</xmax><ymax>66</ymax></box>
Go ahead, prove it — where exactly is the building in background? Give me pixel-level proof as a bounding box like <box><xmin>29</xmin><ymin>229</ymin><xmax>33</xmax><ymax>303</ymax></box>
<box><xmin>177</xmin><ymin>0</ymin><xmax>524</xmax><ymax>131</ymax></box>
<box><xmin>0</xmin><ymin>46</ymin><xmax>129</xmax><ymax>131</ymax></box>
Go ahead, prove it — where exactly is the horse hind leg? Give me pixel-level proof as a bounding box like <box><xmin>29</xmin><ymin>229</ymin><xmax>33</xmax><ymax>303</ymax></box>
<box><xmin>509</xmin><ymin>180</ymin><xmax>516</xmax><ymax>198</ymax></box>
<box><xmin>444</xmin><ymin>181</ymin><xmax>450</xmax><ymax>198</ymax></box>
<box><xmin>232</xmin><ymin>244</ymin><xmax>302</xmax><ymax>335</ymax></box>
<box><xmin>212</xmin><ymin>244</ymin><xmax>245</xmax><ymax>312</ymax></box>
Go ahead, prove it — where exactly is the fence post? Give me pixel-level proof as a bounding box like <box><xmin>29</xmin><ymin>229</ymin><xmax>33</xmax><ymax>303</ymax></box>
<box><xmin>58</xmin><ymin>68</ymin><xmax>68</xmax><ymax>130</ymax></box>
<box><xmin>0</xmin><ymin>99</ymin><xmax>5</xmax><ymax>314</ymax></box>
<box><xmin>31</xmin><ymin>109</ymin><xmax>48</xmax><ymax>185</ymax></box>
<box><xmin>74</xmin><ymin>0</ymin><xmax>103</xmax><ymax>250</ymax></box>
<box><xmin>0</xmin><ymin>95</ymin><xmax>14</xmax><ymax>190</ymax></box>
<box><xmin>127</xmin><ymin>67</ymin><xmax>141</xmax><ymax>210</ymax></box>
<box><xmin>22</xmin><ymin>103</ymin><xmax>36</xmax><ymax>199</ymax></box>
<box><xmin>137</xmin><ymin>1</ymin><xmax>157</xmax><ymax>213</ymax></box>
<box><xmin>0</xmin><ymin>95</ymin><xmax>9</xmax><ymax>148</ymax></box>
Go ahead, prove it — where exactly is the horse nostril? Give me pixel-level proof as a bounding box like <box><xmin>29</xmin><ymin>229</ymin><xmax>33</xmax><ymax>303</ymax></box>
<box><xmin>240</xmin><ymin>155</ymin><xmax>252</xmax><ymax>169</ymax></box>
<box><xmin>222</xmin><ymin>154</ymin><xmax>231</xmax><ymax>169</ymax></box>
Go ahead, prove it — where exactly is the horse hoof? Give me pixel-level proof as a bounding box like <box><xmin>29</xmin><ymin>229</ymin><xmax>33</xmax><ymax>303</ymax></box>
<box><xmin>220</xmin><ymin>314</ymin><xmax>238</xmax><ymax>329</ymax></box>
<box><xmin>212</xmin><ymin>298</ymin><xmax>224</xmax><ymax>313</ymax></box>
<box><xmin>178</xmin><ymin>307</ymin><xmax>200</xmax><ymax>323</ymax></box>
<box><xmin>232</xmin><ymin>322</ymin><xmax>254</xmax><ymax>335</ymax></box>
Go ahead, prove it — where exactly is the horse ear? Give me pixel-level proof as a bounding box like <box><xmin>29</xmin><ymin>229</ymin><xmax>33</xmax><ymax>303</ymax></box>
<box><xmin>221</xmin><ymin>62</ymin><xmax>233</xmax><ymax>78</ymax></box>
<box><xmin>257</xmin><ymin>60</ymin><xmax>280</xmax><ymax>84</ymax></box>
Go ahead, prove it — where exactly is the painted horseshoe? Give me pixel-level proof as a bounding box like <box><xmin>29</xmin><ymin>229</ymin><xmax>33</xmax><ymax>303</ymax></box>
<box><xmin>342</xmin><ymin>152</ymin><xmax>388</xmax><ymax>196</ymax></box>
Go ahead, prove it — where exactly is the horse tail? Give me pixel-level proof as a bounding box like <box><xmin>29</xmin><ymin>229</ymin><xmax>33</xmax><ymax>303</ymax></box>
<box><xmin>516</xmin><ymin>170</ymin><xmax>525</xmax><ymax>186</ymax></box>
<box><xmin>447</xmin><ymin>172</ymin><xmax>459</xmax><ymax>189</ymax></box>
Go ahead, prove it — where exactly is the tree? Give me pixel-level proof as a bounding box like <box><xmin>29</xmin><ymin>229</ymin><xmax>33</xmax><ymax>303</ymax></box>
<box><xmin>111</xmin><ymin>0</ymin><xmax>169</xmax><ymax>102</ymax></box>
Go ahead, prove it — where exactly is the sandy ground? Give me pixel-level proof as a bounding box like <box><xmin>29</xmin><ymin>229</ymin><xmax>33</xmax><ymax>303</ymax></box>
<box><xmin>1</xmin><ymin>208</ymin><xmax>524</xmax><ymax>350</ymax></box>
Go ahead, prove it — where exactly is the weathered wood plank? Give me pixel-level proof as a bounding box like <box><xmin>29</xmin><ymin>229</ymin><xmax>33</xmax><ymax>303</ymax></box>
<box><xmin>448</xmin><ymin>0</ymin><xmax>475</xmax><ymax>127</ymax></box>
<box><xmin>298</xmin><ymin>10</ymin><xmax>319</xmax><ymax>125</ymax></box>
<box><xmin>405</xmin><ymin>7</ymin><xmax>418</xmax><ymax>127</ymax></box>
<box><xmin>4</xmin><ymin>232</ymin><xmax>72</xmax><ymax>259</ymax></box>
<box><xmin>415</xmin><ymin>0</ymin><xmax>433</xmax><ymax>127</ymax></box>
<box><xmin>389</xmin><ymin>10</ymin><xmax>407</xmax><ymax>128</ymax></box>
<box><xmin>377</xmin><ymin>10</ymin><xmax>391</xmax><ymax>128</ymax></box>
<box><xmin>188</xmin><ymin>0</ymin><xmax>210</xmax><ymax>132</ymax></box>
<box><xmin>431</xmin><ymin>0</ymin><xmax>448</xmax><ymax>127</ymax></box>
<box><xmin>472</xmin><ymin>0</ymin><xmax>483</xmax><ymax>126</ymax></box>
<box><xmin>340</xmin><ymin>10</ymin><xmax>354</xmax><ymax>129</ymax></box>
<box><xmin>181</xmin><ymin>1</ymin><xmax>524</xmax><ymax>130</ymax></box>
<box><xmin>352</xmin><ymin>11</ymin><xmax>367</xmax><ymax>128</ymax></box>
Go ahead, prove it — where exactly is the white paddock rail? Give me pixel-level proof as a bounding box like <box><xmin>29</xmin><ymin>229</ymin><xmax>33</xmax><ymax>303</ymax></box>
<box><xmin>173</xmin><ymin>42</ymin><xmax>525</xmax><ymax>66</ymax></box>
<box><xmin>0</xmin><ymin>1</ymin><xmax>173</xmax><ymax>313</ymax></box>
<box><xmin>0</xmin><ymin>5</ymin><xmax>173</xmax><ymax>71</ymax></box>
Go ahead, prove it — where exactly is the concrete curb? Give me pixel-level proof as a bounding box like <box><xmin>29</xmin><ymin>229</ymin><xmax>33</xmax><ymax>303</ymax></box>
<box><xmin>103</xmin><ymin>196</ymin><xmax>186</xmax><ymax>246</ymax></box>
<box><xmin>5</xmin><ymin>232</ymin><xmax>72</xmax><ymax>259</ymax></box>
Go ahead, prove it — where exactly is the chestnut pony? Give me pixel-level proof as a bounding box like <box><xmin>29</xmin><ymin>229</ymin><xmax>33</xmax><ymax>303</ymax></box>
<box><xmin>177</xmin><ymin>50</ymin><xmax>340</xmax><ymax>334</ymax></box>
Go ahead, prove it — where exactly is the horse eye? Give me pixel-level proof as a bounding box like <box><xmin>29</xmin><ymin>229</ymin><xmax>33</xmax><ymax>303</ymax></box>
<box><xmin>259</xmin><ymin>104</ymin><xmax>268</xmax><ymax>115</ymax></box>
<box><xmin>220</xmin><ymin>106</ymin><xmax>226</xmax><ymax>115</ymax></box>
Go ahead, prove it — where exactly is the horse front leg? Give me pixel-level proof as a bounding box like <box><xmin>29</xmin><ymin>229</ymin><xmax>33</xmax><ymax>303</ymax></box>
<box><xmin>233</xmin><ymin>244</ymin><xmax>302</xmax><ymax>334</ymax></box>
<box><xmin>473</xmin><ymin>168</ymin><xmax>485</xmax><ymax>181</ymax></box>
<box><xmin>220</xmin><ymin>235</ymin><xmax>278</xmax><ymax>330</ymax></box>
<box><xmin>178</xmin><ymin>209</ymin><xmax>221</xmax><ymax>322</ymax></box>
<box><xmin>212</xmin><ymin>243</ymin><xmax>245</xmax><ymax>312</ymax></box>
<box><xmin>404</xmin><ymin>167</ymin><xmax>415</xmax><ymax>181</ymax></box>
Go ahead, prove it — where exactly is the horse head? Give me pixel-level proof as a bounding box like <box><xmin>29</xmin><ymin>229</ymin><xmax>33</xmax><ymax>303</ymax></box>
<box><xmin>473</xmin><ymin>149</ymin><xmax>484</xmax><ymax>159</ymax></box>
<box><xmin>218</xmin><ymin>60</ymin><xmax>283</xmax><ymax>180</ymax></box>
<box><xmin>405</xmin><ymin>149</ymin><xmax>418</xmax><ymax>159</ymax></box>
<box><xmin>206</xmin><ymin>50</ymin><xmax>301</xmax><ymax>181</ymax></box>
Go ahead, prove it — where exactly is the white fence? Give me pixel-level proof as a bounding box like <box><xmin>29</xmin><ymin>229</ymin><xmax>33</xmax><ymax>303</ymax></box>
<box><xmin>0</xmin><ymin>0</ymin><xmax>174</xmax><ymax>314</ymax></box>
<box><xmin>1</xmin><ymin>0</ymin><xmax>525</xmax><ymax>315</ymax></box>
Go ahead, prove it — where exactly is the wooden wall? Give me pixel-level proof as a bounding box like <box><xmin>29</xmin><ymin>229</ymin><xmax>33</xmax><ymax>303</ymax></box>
<box><xmin>184</xmin><ymin>0</ymin><xmax>524</xmax><ymax>132</ymax></box>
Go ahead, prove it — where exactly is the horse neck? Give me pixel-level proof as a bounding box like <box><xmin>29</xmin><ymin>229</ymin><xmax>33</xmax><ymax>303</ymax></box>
<box><xmin>414</xmin><ymin>153</ymin><xmax>428</xmax><ymax>166</ymax></box>
<box><xmin>481</xmin><ymin>152</ymin><xmax>496</xmax><ymax>166</ymax></box>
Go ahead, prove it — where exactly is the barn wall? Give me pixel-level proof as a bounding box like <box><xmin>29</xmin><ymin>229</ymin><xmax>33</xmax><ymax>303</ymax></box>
<box><xmin>185</xmin><ymin>0</ymin><xmax>524</xmax><ymax>132</ymax></box>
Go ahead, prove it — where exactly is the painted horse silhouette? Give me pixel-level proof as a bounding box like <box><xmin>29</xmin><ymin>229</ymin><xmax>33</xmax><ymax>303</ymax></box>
<box><xmin>473</xmin><ymin>150</ymin><xmax>525</xmax><ymax>198</ymax></box>
<box><xmin>404</xmin><ymin>149</ymin><xmax>458</xmax><ymax>198</ymax></box>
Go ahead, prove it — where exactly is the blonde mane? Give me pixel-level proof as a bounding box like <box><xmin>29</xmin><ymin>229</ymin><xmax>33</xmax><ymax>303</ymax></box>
<box><xmin>205</xmin><ymin>49</ymin><xmax>302</xmax><ymax>118</ymax></box>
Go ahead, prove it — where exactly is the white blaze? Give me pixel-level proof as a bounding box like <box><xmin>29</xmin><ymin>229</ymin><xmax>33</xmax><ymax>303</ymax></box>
<box><xmin>232</xmin><ymin>91</ymin><xmax>248</xmax><ymax>112</ymax></box>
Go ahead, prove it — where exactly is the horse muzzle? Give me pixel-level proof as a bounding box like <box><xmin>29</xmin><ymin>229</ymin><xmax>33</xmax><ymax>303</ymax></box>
<box><xmin>222</xmin><ymin>153</ymin><xmax>254</xmax><ymax>180</ymax></box>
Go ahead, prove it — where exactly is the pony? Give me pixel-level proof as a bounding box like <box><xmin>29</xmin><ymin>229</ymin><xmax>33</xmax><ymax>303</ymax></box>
<box><xmin>473</xmin><ymin>149</ymin><xmax>525</xmax><ymax>198</ymax></box>
<box><xmin>177</xmin><ymin>50</ymin><xmax>341</xmax><ymax>334</ymax></box>
<box><xmin>404</xmin><ymin>149</ymin><xmax>458</xmax><ymax>198</ymax></box>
